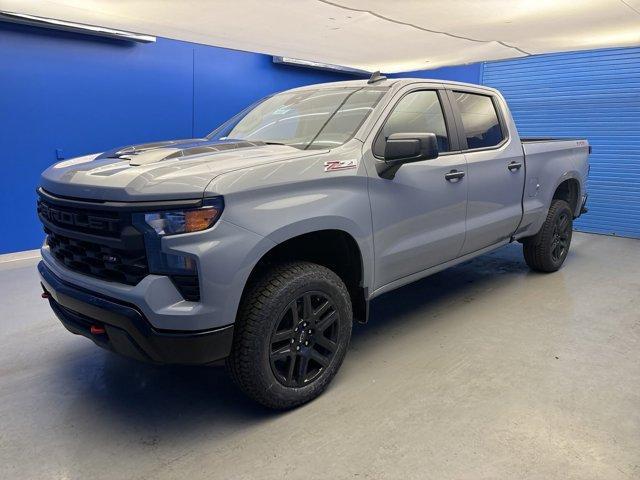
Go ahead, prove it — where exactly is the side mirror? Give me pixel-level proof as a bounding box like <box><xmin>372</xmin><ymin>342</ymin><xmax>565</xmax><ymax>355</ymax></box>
<box><xmin>377</xmin><ymin>132</ymin><xmax>439</xmax><ymax>179</ymax></box>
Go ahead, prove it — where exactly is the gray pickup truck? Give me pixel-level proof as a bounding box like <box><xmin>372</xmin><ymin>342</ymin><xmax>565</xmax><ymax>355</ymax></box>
<box><xmin>37</xmin><ymin>76</ymin><xmax>589</xmax><ymax>409</ymax></box>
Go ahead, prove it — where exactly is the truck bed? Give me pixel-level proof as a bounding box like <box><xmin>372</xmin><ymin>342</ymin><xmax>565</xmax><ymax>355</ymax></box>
<box><xmin>522</xmin><ymin>137</ymin><xmax>592</xmax><ymax>155</ymax></box>
<box><xmin>517</xmin><ymin>137</ymin><xmax>590</xmax><ymax>240</ymax></box>
<box><xmin>521</xmin><ymin>137</ymin><xmax>584</xmax><ymax>142</ymax></box>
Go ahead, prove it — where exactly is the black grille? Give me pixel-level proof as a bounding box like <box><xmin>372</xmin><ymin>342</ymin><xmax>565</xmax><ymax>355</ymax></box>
<box><xmin>38</xmin><ymin>195</ymin><xmax>149</xmax><ymax>286</ymax></box>
<box><xmin>37</xmin><ymin>200</ymin><xmax>124</xmax><ymax>237</ymax></box>
<box><xmin>37</xmin><ymin>191</ymin><xmax>202</xmax><ymax>299</ymax></box>
<box><xmin>171</xmin><ymin>275</ymin><xmax>200</xmax><ymax>302</ymax></box>
<box><xmin>47</xmin><ymin>231</ymin><xmax>148</xmax><ymax>285</ymax></box>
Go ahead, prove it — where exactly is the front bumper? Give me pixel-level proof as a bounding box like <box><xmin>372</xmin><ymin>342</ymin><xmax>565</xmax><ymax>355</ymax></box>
<box><xmin>39</xmin><ymin>261</ymin><xmax>234</xmax><ymax>365</ymax></box>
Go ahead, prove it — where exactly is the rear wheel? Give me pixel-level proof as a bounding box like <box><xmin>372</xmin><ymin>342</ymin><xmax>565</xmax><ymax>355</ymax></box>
<box><xmin>226</xmin><ymin>262</ymin><xmax>352</xmax><ymax>409</ymax></box>
<box><xmin>523</xmin><ymin>199</ymin><xmax>573</xmax><ymax>272</ymax></box>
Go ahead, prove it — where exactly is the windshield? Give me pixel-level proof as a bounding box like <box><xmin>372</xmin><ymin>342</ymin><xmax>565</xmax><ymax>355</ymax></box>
<box><xmin>207</xmin><ymin>86</ymin><xmax>388</xmax><ymax>150</ymax></box>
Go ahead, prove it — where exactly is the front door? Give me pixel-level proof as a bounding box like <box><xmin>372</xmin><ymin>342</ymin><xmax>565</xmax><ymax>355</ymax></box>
<box><xmin>364</xmin><ymin>88</ymin><xmax>468</xmax><ymax>290</ymax></box>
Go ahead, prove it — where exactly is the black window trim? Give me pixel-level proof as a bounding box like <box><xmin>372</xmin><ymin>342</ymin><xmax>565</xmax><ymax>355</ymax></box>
<box><xmin>371</xmin><ymin>87</ymin><xmax>461</xmax><ymax>160</ymax></box>
<box><xmin>447</xmin><ymin>88</ymin><xmax>510</xmax><ymax>153</ymax></box>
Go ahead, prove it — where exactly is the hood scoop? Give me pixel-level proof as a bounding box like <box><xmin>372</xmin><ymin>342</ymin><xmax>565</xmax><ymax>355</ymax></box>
<box><xmin>103</xmin><ymin>139</ymin><xmax>269</xmax><ymax>166</ymax></box>
<box><xmin>162</xmin><ymin>141</ymin><xmax>267</xmax><ymax>159</ymax></box>
<box><xmin>122</xmin><ymin>149</ymin><xmax>181</xmax><ymax>166</ymax></box>
<box><xmin>41</xmin><ymin>137</ymin><xmax>322</xmax><ymax>202</ymax></box>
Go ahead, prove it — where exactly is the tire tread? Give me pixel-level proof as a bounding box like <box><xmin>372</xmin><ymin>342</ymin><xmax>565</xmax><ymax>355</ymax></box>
<box><xmin>523</xmin><ymin>199</ymin><xmax>572</xmax><ymax>272</ymax></box>
<box><xmin>226</xmin><ymin>261</ymin><xmax>351</xmax><ymax>409</ymax></box>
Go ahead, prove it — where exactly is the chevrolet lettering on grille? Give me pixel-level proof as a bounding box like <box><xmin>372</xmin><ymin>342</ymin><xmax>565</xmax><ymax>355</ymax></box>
<box><xmin>38</xmin><ymin>202</ymin><xmax>120</xmax><ymax>233</ymax></box>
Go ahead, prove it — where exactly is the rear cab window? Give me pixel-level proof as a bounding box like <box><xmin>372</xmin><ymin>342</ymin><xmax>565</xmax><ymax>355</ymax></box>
<box><xmin>452</xmin><ymin>91</ymin><xmax>504</xmax><ymax>149</ymax></box>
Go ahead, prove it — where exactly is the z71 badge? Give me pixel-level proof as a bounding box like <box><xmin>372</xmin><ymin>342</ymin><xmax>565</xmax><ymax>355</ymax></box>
<box><xmin>324</xmin><ymin>159</ymin><xmax>357</xmax><ymax>172</ymax></box>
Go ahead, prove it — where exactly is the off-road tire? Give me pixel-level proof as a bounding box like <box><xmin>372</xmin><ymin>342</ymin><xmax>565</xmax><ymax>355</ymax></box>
<box><xmin>226</xmin><ymin>261</ymin><xmax>352</xmax><ymax>409</ymax></box>
<box><xmin>523</xmin><ymin>199</ymin><xmax>573</xmax><ymax>272</ymax></box>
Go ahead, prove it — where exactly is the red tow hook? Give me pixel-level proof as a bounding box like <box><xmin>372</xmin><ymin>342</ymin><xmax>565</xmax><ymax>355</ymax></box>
<box><xmin>90</xmin><ymin>325</ymin><xmax>106</xmax><ymax>335</ymax></box>
<box><xmin>41</xmin><ymin>291</ymin><xmax>51</xmax><ymax>299</ymax></box>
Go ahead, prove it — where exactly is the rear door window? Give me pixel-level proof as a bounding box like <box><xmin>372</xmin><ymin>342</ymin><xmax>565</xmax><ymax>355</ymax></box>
<box><xmin>452</xmin><ymin>92</ymin><xmax>504</xmax><ymax>149</ymax></box>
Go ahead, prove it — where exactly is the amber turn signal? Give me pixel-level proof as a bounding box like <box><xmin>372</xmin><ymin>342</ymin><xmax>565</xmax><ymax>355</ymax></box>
<box><xmin>185</xmin><ymin>207</ymin><xmax>221</xmax><ymax>233</ymax></box>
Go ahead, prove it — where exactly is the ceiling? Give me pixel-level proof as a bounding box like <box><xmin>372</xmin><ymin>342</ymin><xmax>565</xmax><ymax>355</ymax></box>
<box><xmin>3</xmin><ymin>0</ymin><xmax>640</xmax><ymax>73</ymax></box>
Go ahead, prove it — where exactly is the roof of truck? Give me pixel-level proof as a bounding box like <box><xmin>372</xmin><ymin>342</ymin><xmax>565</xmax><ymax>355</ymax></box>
<box><xmin>287</xmin><ymin>77</ymin><xmax>498</xmax><ymax>94</ymax></box>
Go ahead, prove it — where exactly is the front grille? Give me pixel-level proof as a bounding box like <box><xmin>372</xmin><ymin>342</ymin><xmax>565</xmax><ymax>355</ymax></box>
<box><xmin>47</xmin><ymin>231</ymin><xmax>148</xmax><ymax>285</ymax></box>
<box><xmin>38</xmin><ymin>190</ymin><xmax>202</xmax><ymax>299</ymax></box>
<box><xmin>38</xmin><ymin>194</ymin><xmax>149</xmax><ymax>286</ymax></box>
<box><xmin>37</xmin><ymin>200</ymin><xmax>124</xmax><ymax>238</ymax></box>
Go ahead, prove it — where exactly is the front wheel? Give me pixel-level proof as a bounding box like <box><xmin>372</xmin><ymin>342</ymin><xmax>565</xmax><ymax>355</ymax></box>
<box><xmin>523</xmin><ymin>199</ymin><xmax>573</xmax><ymax>272</ymax></box>
<box><xmin>226</xmin><ymin>261</ymin><xmax>352</xmax><ymax>409</ymax></box>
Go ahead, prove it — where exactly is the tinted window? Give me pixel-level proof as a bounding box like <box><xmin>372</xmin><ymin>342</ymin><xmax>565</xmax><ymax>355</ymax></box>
<box><xmin>374</xmin><ymin>90</ymin><xmax>449</xmax><ymax>157</ymax></box>
<box><xmin>208</xmin><ymin>87</ymin><xmax>387</xmax><ymax>150</ymax></box>
<box><xmin>307</xmin><ymin>88</ymin><xmax>387</xmax><ymax>150</ymax></box>
<box><xmin>452</xmin><ymin>91</ymin><xmax>504</xmax><ymax>149</ymax></box>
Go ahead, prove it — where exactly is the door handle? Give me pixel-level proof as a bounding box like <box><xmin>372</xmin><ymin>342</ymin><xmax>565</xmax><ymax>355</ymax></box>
<box><xmin>445</xmin><ymin>170</ymin><xmax>465</xmax><ymax>182</ymax></box>
<box><xmin>508</xmin><ymin>161</ymin><xmax>523</xmax><ymax>171</ymax></box>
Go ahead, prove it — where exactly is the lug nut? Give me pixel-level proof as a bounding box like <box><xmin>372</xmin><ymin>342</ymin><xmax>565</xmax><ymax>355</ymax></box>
<box><xmin>294</xmin><ymin>327</ymin><xmax>298</xmax><ymax>332</ymax></box>
<box><xmin>291</xmin><ymin>339</ymin><xmax>295</xmax><ymax>344</ymax></box>
<box><xmin>308</xmin><ymin>330</ymin><xmax>312</xmax><ymax>334</ymax></box>
<box><xmin>296</xmin><ymin>346</ymin><xmax>300</xmax><ymax>351</ymax></box>
<box><xmin>305</xmin><ymin>341</ymin><xmax>309</xmax><ymax>346</ymax></box>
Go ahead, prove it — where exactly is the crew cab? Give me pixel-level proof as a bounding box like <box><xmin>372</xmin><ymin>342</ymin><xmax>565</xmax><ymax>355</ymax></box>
<box><xmin>37</xmin><ymin>76</ymin><xmax>589</xmax><ymax>409</ymax></box>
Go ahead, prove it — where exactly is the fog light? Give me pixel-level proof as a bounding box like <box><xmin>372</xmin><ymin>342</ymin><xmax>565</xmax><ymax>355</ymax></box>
<box><xmin>165</xmin><ymin>253</ymin><xmax>197</xmax><ymax>273</ymax></box>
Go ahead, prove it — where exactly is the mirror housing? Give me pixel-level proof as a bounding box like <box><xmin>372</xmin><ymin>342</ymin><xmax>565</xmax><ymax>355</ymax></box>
<box><xmin>376</xmin><ymin>132</ymin><xmax>439</xmax><ymax>179</ymax></box>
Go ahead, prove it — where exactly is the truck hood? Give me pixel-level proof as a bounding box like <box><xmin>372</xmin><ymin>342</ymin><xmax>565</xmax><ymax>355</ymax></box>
<box><xmin>40</xmin><ymin>138</ymin><xmax>322</xmax><ymax>202</ymax></box>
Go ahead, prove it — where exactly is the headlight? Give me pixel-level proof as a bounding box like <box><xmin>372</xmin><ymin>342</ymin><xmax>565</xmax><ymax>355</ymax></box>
<box><xmin>143</xmin><ymin>197</ymin><xmax>224</xmax><ymax>236</ymax></box>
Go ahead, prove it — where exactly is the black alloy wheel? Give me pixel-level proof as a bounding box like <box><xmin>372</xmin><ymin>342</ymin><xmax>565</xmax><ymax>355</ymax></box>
<box><xmin>523</xmin><ymin>199</ymin><xmax>573</xmax><ymax>272</ymax></box>
<box><xmin>226</xmin><ymin>261</ymin><xmax>352</xmax><ymax>409</ymax></box>
<box><xmin>551</xmin><ymin>210</ymin><xmax>571</xmax><ymax>263</ymax></box>
<box><xmin>269</xmin><ymin>292</ymin><xmax>341</xmax><ymax>387</ymax></box>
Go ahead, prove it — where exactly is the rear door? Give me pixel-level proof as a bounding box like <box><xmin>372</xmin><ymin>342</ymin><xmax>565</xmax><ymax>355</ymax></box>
<box><xmin>447</xmin><ymin>88</ymin><xmax>525</xmax><ymax>254</ymax></box>
<box><xmin>364</xmin><ymin>85</ymin><xmax>468</xmax><ymax>290</ymax></box>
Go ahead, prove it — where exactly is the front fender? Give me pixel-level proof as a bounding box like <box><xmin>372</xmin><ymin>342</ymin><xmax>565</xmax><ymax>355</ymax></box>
<box><xmin>264</xmin><ymin>215</ymin><xmax>374</xmax><ymax>291</ymax></box>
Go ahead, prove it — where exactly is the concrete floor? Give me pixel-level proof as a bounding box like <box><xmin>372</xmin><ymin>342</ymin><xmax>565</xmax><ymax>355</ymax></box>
<box><xmin>0</xmin><ymin>232</ymin><xmax>639</xmax><ymax>480</ymax></box>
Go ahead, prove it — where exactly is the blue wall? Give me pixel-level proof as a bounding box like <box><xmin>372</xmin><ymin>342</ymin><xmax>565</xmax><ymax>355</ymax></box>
<box><xmin>0</xmin><ymin>24</ymin><xmax>348</xmax><ymax>254</ymax></box>
<box><xmin>391</xmin><ymin>63</ymin><xmax>481</xmax><ymax>84</ymax></box>
<box><xmin>482</xmin><ymin>47</ymin><xmax>640</xmax><ymax>238</ymax></box>
<box><xmin>0</xmin><ymin>22</ymin><xmax>479</xmax><ymax>254</ymax></box>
